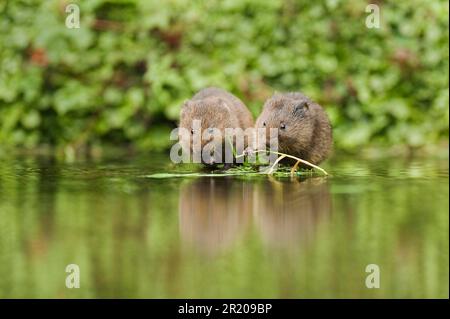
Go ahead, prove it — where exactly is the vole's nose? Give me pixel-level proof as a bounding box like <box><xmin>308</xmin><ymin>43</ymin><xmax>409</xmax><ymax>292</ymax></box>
<box><xmin>210</xmin><ymin>150</ymin><xmax>218</xmax><ymax>165</ymax></box>
<box><xmin>203</xmin><ymin>147</ymin><xmax>216</xmax><ymax>165</ymax></box>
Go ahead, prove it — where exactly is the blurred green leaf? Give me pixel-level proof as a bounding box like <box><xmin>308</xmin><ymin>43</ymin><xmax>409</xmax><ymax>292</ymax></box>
<box><xmin>0</xmin><ymin>0</ymin><xmax>447</xmax><ymax>151</ymax></box>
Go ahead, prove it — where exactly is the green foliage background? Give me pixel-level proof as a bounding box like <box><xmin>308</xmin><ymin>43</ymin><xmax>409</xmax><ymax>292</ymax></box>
<box><xmin>0</xmin><ymin>0</ymin><xmax>448</xmax><ymax>153</ymax></box>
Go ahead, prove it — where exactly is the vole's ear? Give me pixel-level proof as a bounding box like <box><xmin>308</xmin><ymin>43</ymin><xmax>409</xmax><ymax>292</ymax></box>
<box><xmin>293</xmin><ymin>101</ymin><xmax>309</xmax><ymax>116</ymax></box>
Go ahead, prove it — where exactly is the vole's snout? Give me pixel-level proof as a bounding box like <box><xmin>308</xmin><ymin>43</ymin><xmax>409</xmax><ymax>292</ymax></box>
<box><xmin>200</xmin><ymin>145</ymin><xmax>218</xmax><ymax>166</ymax></box>
<box><xmin>208</xmin><ymin>149</ymin><xmax>215</xmax><ymax>165</ymax></box>
<box><xmin>202</xmin><ymin>157</ymin><xmax>217</xmax><ymax>167</ymax></box>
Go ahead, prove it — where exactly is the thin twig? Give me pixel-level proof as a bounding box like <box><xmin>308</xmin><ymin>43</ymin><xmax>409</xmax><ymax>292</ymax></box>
<box><xmin>236</xmin><ymin>149</ymin><xmax>328</xmax><ymax>176</ymax></box>
<box><xmin>266</xmin><ymin>154</ymin><xmax>287</xmax><ymax>174</ymax></box>
<box><xmin>290</xmin><ymin>160</ymin><xmax>301</xmax><ymax>176</ymax></box>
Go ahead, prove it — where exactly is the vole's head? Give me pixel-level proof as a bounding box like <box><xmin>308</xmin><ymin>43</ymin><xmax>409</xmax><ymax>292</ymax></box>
<box><xmin>255</xmin><ymin>95</ymin><xmax>315</xmax><ymax>153</ymax></box>
<box><xmin>179</xmin><ymin>97</ymin><xmax>234</xmax><ymax>165</ymax></box>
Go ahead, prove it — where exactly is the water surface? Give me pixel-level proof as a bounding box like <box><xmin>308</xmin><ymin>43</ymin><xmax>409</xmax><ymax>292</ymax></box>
<box><xmin>0</xmin><ymin>153</ymin><xmax>448</xmax><ymax>298</ymax></box>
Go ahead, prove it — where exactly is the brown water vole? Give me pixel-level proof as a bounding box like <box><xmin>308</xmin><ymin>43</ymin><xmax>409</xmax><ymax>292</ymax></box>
<box><xmin>179</xmin><ymin>87</ymin><xmax>254</xmax><ymax>165</ymax></box>
<box><xmin>255</xmin><ymin>92</ymin><xmax>332</xmax><ymax>165</ymax></box>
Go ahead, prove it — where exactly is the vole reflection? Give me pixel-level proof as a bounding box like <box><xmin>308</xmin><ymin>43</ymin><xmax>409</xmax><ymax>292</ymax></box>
<box><xmin>254</xmin><ymin>177</ymin><xmax>332</xmax><ymax>249</ymax></box>
<box><xmin>178</xmin><ymin>177</ymin><xmax>331</xmax><ymax>254</ymax></box>
<box><xmin>179</xmin><ymin>178</ymin><xmax>252</xmax><ymax>254</ymax></box>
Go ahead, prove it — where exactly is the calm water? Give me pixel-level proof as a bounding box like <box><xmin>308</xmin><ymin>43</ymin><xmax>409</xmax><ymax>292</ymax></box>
<box><xmin>0</xmin><ymin>152</ymin><xmax>448</xmax><ymax>298</ymax></box>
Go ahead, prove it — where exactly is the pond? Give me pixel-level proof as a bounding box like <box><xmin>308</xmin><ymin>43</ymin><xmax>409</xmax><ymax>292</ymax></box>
<box><xmin>0</xmin><ymin>152</ymin><xmax>448</xmax><ymax>298</ymax></box>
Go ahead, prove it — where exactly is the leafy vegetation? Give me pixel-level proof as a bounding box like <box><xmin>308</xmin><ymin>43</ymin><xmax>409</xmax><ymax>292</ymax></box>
<box><xmin>145</xmin><ymin>166</ymin><xmax>319</xmax><ymax>179</ymax></box>
<box><xmin>0</xmin><ymin>0</ymin><xmax>448</xmax><ymax>155</ymax></box>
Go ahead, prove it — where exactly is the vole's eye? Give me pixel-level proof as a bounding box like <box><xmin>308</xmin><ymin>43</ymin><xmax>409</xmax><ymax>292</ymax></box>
<box><xmin>263</xmin><ymin>122</ymin><xmax>266</xmax><ymax>127</ymax></box>
<box><xmin>280</xmin><ymin>123</ymin><xmax>286</xmax><ymax>130</ymax></box>
<box><xmin>191</xmin><ymin>129</ymin><xmax>194</xmax><ymax>134</ymax></box>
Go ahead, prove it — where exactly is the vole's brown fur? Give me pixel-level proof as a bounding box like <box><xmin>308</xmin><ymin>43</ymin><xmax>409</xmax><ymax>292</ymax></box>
<box><xmin>255</xmin><ymin>92</ymin><xmax>332</xmax><ymax>165</ymax></box>
<box><xmin>179</xmin><ymin>87</ymin><xmax>254</xmax><ymax>165</ymax></box>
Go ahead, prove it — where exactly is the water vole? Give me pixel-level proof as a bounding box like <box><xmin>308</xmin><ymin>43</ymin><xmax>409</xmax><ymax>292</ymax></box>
<box><xmin>179</xmin><ymin>87</ymin><xmax>254</xmax><ymax>165</ymax></box>
<box><xmin>255</xmin><ymin>92</ymin><xmax>332</xmax><ymax>165</ymax></box>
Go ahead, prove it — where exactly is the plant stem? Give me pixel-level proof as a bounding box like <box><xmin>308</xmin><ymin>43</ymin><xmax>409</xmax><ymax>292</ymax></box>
<box><xmin>236</xmin><ymin>150</ymin><xmax>328</xmax><ymax>176</ymax></box>
<box><xmin>266</xmin><ymin>154</ymin><xmax>287</xmax><ymax>174</ymax></box>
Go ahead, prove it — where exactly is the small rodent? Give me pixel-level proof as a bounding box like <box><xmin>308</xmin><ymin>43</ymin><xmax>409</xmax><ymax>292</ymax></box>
<box><xmin>179</xmin><ymin>87</ymin><xmax>254</xmax><ymax>165</ymax></box>
<box><xmin>255</xmin><ymin>92</ymin><xmax>332</xmax><ymax>165</ymax></box>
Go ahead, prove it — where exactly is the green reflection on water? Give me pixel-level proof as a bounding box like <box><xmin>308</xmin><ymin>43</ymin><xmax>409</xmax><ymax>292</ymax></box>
<box><xmin>0</xmin><ymin>153</ymin><xmax>448</xmax><ymax>298</ymax></box>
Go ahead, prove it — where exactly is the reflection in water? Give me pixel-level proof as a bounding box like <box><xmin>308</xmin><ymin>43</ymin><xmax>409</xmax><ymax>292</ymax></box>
<box><xmin>255</xmin><ymin>178</ymin><xmax>331</xmax><ymax>249</ymax></box>
<box><xmin>0</xmin><ymin>154</ymin><xmax>448</xmax><ymax>298</ymax></box>
<box><xmin>179</xmin><ymin>178</ymin><xmax>252</xmax><ymax>253</ymax></box>
<box><xmin>179</xmin><ymin>177</ymin><xmax>331</xmax><ymax>253</ymax></box>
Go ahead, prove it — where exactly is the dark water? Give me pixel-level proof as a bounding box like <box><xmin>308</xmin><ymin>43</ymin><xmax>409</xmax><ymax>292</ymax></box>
<box><xmin>0</xmin><ymin>152</ymin><xmax>448</xmax><ymax>298</ymax></box>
